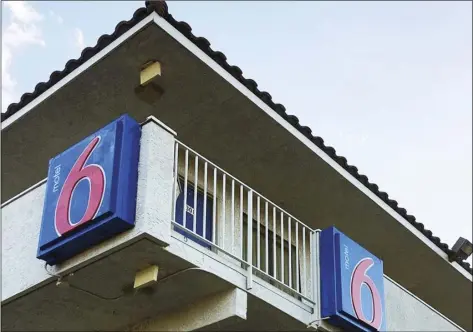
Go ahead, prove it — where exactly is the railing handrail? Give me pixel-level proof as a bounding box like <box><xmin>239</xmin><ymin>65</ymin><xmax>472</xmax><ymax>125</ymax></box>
<box><xmin>176</xmin><ymin>140</ymin><xmax>315</xmax><ymax>233</ymax></box>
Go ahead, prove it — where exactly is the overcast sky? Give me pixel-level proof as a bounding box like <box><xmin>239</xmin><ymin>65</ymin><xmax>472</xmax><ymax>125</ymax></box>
<box><xmin>2</xmin><ymin>1</ymin><xmax>472</xmax><ymax>263</ymax></box>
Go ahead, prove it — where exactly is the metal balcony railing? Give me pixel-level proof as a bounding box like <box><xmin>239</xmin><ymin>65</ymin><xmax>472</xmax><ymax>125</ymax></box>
<box><xmin>171</xmin><ymin>140</ymin><xmax>317</xmax><ymax>304</ymax></box>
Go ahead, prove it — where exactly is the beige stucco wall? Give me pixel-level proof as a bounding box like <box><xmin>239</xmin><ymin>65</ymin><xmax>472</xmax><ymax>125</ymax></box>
<box><xmin>129</xmin><ymin>287</ymin><xmax>247</xmax><ymax>331</ymax></box>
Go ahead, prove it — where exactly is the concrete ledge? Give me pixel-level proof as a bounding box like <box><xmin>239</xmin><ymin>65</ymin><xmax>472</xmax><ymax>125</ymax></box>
<box><xmin>142</xmin><ymin>115</ymin><xmax>177</xmax><ymax>137</ymax></box>
<box><xmin>129</xmin><ymin>287</ymin><xmax>247</xmax><ymax>331</ymax></box>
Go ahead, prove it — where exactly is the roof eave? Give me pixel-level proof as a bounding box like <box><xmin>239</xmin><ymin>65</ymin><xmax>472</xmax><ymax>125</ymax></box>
<box><xmin>1</xmin><ymin>0</ymin><xmax>470</xmax><ymax>276</ymax></box>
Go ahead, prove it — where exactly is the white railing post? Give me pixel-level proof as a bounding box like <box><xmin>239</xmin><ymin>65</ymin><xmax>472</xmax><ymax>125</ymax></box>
<box><xmin>203</xmin><ymin>162</ymin><xmax>208</xmax><ymax>239</ymax></box>
<box><xmin>171</xmin><ymin>142</ymin><xmax>179</xmax><ymax>222</ymax></box>
<box><xmin>280</xmin><ymin>211</ymin><xmax>284</xmax><ymax>285</ymax></box>
<box><xmin>310</xmin><ymin>232</ymin><xmax>315</xmax><ymax>302</ymax></box>
<box><xmin>302</xmin><ymin>227</ymin><xmax>306</xmax><ymax>296</ymax></box>
<box><xmin>247</xmin><ymin>190</ymin><xmax>253</xmax><ymax>289</ymax></box>
<box><xmin>182</xmin><ymin>150</ymin><xmax>189</xmax><ymax>229</ymax></box>
<box><xmin>212</xmin><ymin>168</ymin><xmax>217</xmax><ymax>244</ymax></box>
<box><xmin>222</xmin><ymin>174</ymin><xmax>226</xmax><ymax>249</ymax></box>
<box><xmin>240</xmin><ymin>185</ymin><xmax>244</xmax><ymax>258</ymax></box>
<box><xmin>193</xmin><ymin>155</ymin><xmax>199</xmax><ymax>233</ymax></box>
<box><xmin>315</xmin><ymin>230</ymin><xmax>321</xmax><ymax>311</ymax></box>
<box><xmin>309</xmin><ymin>230</ymin><xmax>322</xmax><ymax>328</ymax></box>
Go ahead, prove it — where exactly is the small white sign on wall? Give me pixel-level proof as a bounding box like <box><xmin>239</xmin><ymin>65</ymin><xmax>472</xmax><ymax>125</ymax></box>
<box><xmin>186</xmin><ymin>205</ymin><xmax>195</xmax><ymax>215</ymax></box>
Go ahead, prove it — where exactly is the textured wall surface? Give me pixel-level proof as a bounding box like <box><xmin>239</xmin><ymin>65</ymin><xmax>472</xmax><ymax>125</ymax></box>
<box><xmin>135</xmin><ymin>117</ymin><xmax>176</xmax><ymax>247</ymax></box>
<box><xmin>385</xmin><ymin>276</ymin><xmax>462</xmax><ymax>331</ymax></box>
<box><xmin>129</xmin><ymin>287</ymin><xmax>247</xmax><ymax>331</ymax></box>
<box><xmin>1</xmin><ymin>183</ymin><xmax>53</xmax><ymax>301</ymax></box>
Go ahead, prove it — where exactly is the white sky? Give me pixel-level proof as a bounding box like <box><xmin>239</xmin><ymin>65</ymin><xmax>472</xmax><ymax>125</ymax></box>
<box><xmin>1</xmin><ymin>1</ymin><xmax>472</xmax><ymax>263</ymax></box>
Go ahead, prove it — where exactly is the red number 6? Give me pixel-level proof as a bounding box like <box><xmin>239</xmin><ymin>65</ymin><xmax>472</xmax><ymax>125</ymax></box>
<box><xmin>55</xmin><ymin>136</ymin><xmax>105</xmax><ymax>236</ymax></box>
<box><xmin>351</xmin><ymin>258</ymin><xmax>383</xmax><ymax>330</ymax></box>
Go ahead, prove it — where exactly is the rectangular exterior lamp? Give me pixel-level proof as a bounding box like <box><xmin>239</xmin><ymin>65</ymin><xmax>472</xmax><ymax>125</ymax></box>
<box><xmin>450</xmin><ymin>237</ymin><xmax>473</xmax><ymax>262</ymax></box>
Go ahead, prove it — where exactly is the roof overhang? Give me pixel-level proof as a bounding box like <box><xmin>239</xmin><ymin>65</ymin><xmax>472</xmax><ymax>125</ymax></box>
<box><xmin>1</xmin><ymin>6</ymin><xmax>471</xmax><ymax>329</ymax></box>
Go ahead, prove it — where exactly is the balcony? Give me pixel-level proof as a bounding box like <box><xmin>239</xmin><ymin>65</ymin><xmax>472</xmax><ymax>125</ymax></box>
<box><xmin>172</xmin><ymin>139</ymin><xmax>317</xmax><ymax>304</ymax></box>
<box><xmin>1</xmin><ymin>117</ymin><xmax>464</xmax><ymax>331</ymax></box>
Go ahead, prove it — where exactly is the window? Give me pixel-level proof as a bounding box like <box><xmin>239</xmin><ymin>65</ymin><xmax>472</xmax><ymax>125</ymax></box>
<box><xmin>174</xmin><ymin>176</ymin><xmax>214</xmax><ymax>249</ymax></box>
<box><xmin>242</xmin><ymin>213</ymin><xmax>301</xmax><ymax>293</ymax></box>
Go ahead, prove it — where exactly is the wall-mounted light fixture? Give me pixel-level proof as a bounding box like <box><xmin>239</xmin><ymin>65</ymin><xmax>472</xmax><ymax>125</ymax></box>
<box><xmin>135</xmin><ymin>60</ymin><xmax>164</xmax><ymax>103</ymax></box>
<box><xmin>140</xmin><ymin>61</ymin><xmax>161</xmax><ymax>86</ymax></box>
<box><xmin>449</xmin><ymin>237</ymin><xmax>473</xmax><ymax>262</ymax></box>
